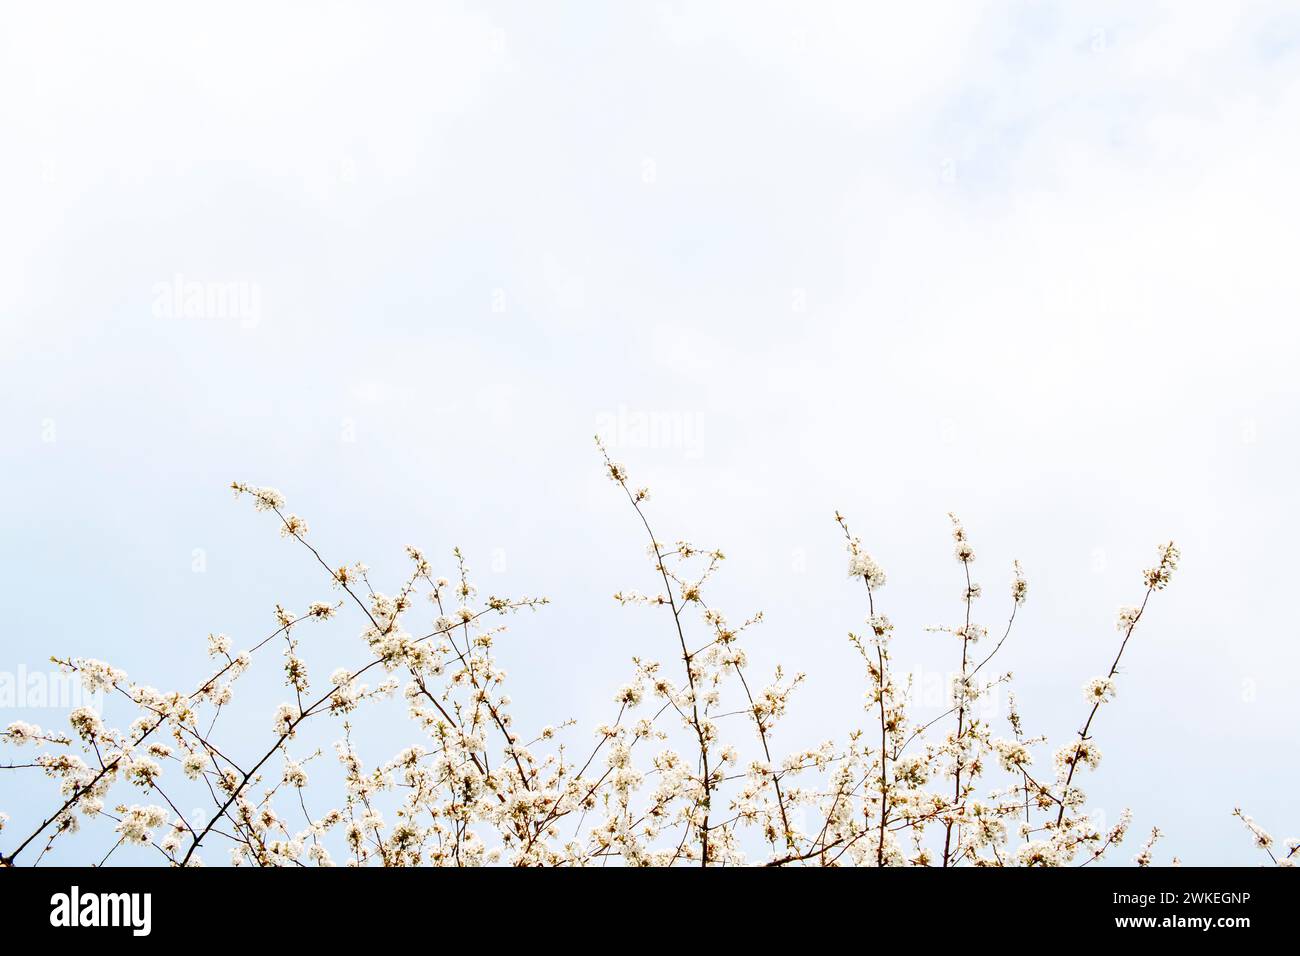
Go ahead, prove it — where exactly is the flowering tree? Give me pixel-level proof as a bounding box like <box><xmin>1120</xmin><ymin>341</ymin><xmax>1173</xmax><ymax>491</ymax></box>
<box><xmin>0</xmin><ymin>445</ymin><xmax>1292</xmax><ymax>867</ymax></box>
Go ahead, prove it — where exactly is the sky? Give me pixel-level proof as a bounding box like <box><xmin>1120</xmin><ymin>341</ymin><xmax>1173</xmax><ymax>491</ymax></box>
<box><xmin>1</xmin><ymin>1</ymin><xmax>1298</xmax><ymax>865</ymax></box>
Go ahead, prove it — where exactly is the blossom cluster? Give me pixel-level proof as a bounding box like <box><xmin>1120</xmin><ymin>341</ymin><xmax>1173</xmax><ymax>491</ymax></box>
<box><xmin>0</xmin><ymin>450</ymin><xmax>1282</xmax><ymax>867</ymax></box>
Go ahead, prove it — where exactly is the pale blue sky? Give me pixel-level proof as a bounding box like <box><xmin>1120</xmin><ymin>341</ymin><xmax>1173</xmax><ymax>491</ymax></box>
<box><xmin>2</xmin><ymin>1</ymin><xmax>1298</xmax><ymax>864</ymax></box>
